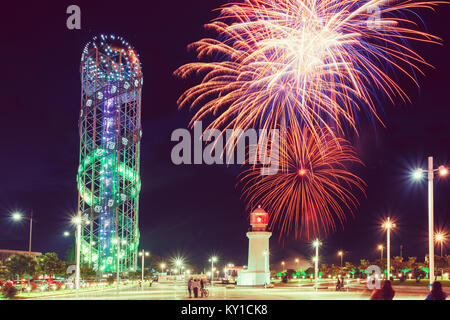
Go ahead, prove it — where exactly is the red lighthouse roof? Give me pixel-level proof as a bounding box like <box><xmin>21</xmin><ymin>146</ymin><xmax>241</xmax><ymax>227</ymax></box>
<box><xmin>250</xmin><ymin>206</ymin><xmax>268</xmax><ymax>231</ymax></box>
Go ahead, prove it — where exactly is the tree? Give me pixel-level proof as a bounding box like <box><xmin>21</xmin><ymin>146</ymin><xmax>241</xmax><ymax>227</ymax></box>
<box><xmin>0</xmin><ymin>261</ymin><xmax>9</xmax><ymax>280</ymax></box>
<box><xmin>37</xmin><ymin>253</ymin><xmax>66</xmax><ymax>278</ymax></box>
<box><xmin>305</xmin><ymin>267</ymin><xmax>314</xmax><ymax>276</ymax></box>
<box><xmin>128</xmin><ymin>270</ymin><xmax>141</xmax><ymax>280</ymax></box>
<box><xmin>356</xmin><ymin>259</ymin><xmax>370</xmax><ymax>278</ymax></box>
<box><xmin>80</xmin><ymin>264</ymin><xmax>97</xmax><ymax>279</ymax></box>
<box><xmin>407</xmin><ymin>256</ymin><xmax>417</xmax><ymax>268</ymax></box>
<box><xmin>285</xmin><ymin>269</ymin><xmax>297</xmax><ymax>279</ymax></box>
<box><xmin>392</xmin><ymin>256</ymin><xmax>407</xmax><ymax>275</ymax></box>
<box><xmin>5</xmin><ymin>254</ymin><xmax>36</xmax><ymax>281</ymax></box>
<box><xmin>329</xmin><ymin>264</ymin><xmax>341</xmax><ymax>277</ymax></box>
<box><xmin>342</xmin><ymin>261</ymin><xmax>355</xmax><ymax>276</ymax></box>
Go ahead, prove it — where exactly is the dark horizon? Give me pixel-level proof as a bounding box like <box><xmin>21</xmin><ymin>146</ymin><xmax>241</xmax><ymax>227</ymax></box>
<box><xmin>0</xmin><ymin>1</ymin><xmax>449</xmax><ymax>271</ymax></box>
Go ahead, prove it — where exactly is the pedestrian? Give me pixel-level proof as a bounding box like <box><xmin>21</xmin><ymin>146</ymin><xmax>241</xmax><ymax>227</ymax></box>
<box><xmin>336</xmin><ymin>278</ymin><xmax>341</xmax><ymax>291</ymax></box>
<box><xmin>193</xmin><ymin>279</ymin><xmax>199</xmax><ymax>298</ymax></box>
<box><xmin>370</xmin><ymin>280</ymin><xmax>395</xmax><ymax>300</ymax></box>
<box><xmin>187</xmin><ymin>278</ymin><xmax>193</xmax><ymax>298</ymax></box>
<box><xmin>426</xmin><ymin>281</ymin><xmax>448</xmax><ymax>300</ymax></box>
<box><xmin>200</xmin><ymin>278</ymin><xmax>205</xmax><ymax>298</ymax></box>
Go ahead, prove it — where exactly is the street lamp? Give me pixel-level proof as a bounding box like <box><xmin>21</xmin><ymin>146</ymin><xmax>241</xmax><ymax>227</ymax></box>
<box><xmin>209</xmin><ymin>256</ymin><xmax>217</xmax><ymax>285</ymax></box>
<box><xmin>377</xmin><ymin>244</ymin><xmax>384</xmax><ymax>261</ymax></box>
<box><xmin>338</xmin><ymin>251</ymin><xmax>343</xmax><ymax>268</ymax></box>
<box><xmin>435</xmin><ymin>232</ymin><xmax>447</xmax><ymax>257</ymax></box>
<box><xmin>10</xmin><ymin>211</ymin><xmax>35</xmax><ymax>256</ymax></box>
<box><xmin>63</xmin><ymin>231</ymin><xmax>70</xmax><ymax>237</ymax></box>
<box><xmin>138</xmin><ymin>249</ymin><xmax>150</xmax><ymax>283</ymax></box>
<box><xmin>71</xmin><ymin>211</ymin><xmax>88</xmax><ymax>295</ymax></box>
<box><xmin>382</xmin><ymin>218</ymin><xmax>395</xmax><ymax>281</ymax></box>
<box><xmin>160</xmin><ymin>263</ymin><xmax>166</xmax><ymax>274</ymax></box>
<box><xmin>281</xmin><ymin>261</ymin><xmax>285</xmax><ymax>270</ymax></box>
<box><xmin>412</xmin><ymin>158</ymin><xmax>448</xmax><ymax>289</ymax></box>
<box><xmin>312</xmin><ymin>239</ymin><xmax>321</xmax><ymax>291</ymax></box>
<box><xmin>174</xmin><ymin>258</ymin><xmax>183</xmax><ymax>275</ymax></box>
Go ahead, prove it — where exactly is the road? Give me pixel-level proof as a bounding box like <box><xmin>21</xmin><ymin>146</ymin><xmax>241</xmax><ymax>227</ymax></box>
<box><xmin>29</xmin><ymin>281</ymin><xmax>433</xmax><ymax>300</ymax></box>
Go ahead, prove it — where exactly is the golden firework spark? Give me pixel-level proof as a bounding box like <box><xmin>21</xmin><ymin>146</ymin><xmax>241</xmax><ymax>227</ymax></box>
<box><xmin>175</xmin><ymin>0</ymin><xmax>443</xmax><ymax>141</ymax></box>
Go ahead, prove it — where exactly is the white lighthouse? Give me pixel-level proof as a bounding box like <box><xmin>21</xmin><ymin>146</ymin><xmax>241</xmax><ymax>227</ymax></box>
<box><xmin>237</xmin><ymin>206</ymin><xmax>272</xmax><ymax>286</ymax></box>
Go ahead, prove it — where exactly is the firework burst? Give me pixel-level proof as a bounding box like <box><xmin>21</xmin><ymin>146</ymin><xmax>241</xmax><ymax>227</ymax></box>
<box><xmin>240</xmin><ymin>127</ymin><xmax>366</xmax><ymax>239</ymax></box>
<box><xmin>175</xmin><ymin>0</ymin><xmax>442</xmax><ymax>140</ymax></box>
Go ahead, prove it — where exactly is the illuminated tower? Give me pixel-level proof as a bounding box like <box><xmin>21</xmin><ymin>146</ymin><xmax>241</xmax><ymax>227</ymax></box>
<box><xmin>77</xmin><ymin>35</ymin><xmax>143</xmax><ymax>274</ymax></box>
<box><xmin>237</xmin><ymin>206</ymin><xmax>272</xmax><ymax>286</ymax></box>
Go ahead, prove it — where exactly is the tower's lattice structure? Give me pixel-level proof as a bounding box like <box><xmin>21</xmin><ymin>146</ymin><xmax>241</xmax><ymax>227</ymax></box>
<box><xmin>77</xmin><ymin>35</ymin><xmax>143</xmax><ymax>273</ymax></box>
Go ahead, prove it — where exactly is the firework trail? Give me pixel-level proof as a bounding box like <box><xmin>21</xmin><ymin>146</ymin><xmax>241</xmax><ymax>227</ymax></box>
<box><xmin>175</xmin><ymin>0</ymin><xmax>442</xmax><ymax>141</ymax></box>
<box><xmin>240</xmin><ymin>127</ymin><xmax>366</xmax><ymax>239</ymax></box>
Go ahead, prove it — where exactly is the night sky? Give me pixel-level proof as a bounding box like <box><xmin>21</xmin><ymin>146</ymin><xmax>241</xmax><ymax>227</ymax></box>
<box><xmin>0</xmin><ymin>1</ymin><xmax>449</xmax><ymax>271</ymax></box>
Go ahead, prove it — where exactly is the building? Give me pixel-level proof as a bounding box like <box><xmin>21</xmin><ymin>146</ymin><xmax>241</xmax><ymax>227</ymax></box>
<box><xmin>0</xmin><ymin>249</ymin><xmax>42</xmax><ymax>264</ymax></box>
<box><xmin>77</xmin><ymin>35</ymin><xmax>143</xmax><ymax>273</ymax></box>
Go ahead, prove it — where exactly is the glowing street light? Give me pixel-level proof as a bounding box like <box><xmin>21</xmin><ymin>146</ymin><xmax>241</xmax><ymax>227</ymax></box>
<box><xmin>377</xmin><ymin>244</ymin><xmax>384</xmax><ymax>260</ymax></box>
<box><xmin>382</xmin><ymin>218</ymin><xmax>395</xmax><ymax>281</ymax></box>
<box><xmin>337</xmin><ymin>251</ymin><xmax>343</xmax><ymax>268</ymax></box>
<box><xmin>438</xmin><ymin>166</ymin><xmax>449</xmax><ymax>177</ymax></box>
<box><xmin>412</xmin><ymin>168</ymin><xmax>424</xmax><ymax>181</ymax></box>
<box><xmin>435</xmin><ymin>231</ymin><xmax>447</xmax><ymax>257</ymax></box>
<box><xmin>138</xmin><ymin>249</ymin><xmax>150</xmax><ymax>282</ymax></box>
<box><xmin>63</xmin><ymin>231</ymin><xmax>70</xmax><ymax>237</ymax></box>
<box><xmin>10</xmin><ymin>211</ymin><xmax>35</xmax><ymax>256</ymax></box>
<box><xmin>412</xmin><ymin>158</ymin><xmax>449</xmax><ymax>289</ymax></box>
<box><xmin>11</xmin><ymin>212</ymin><xmax>22</xmax><ymax>221</ymax></box>
<box><xmin>174</xmin><ymin>257</ymin><xmax>184</xmax><ymax>275</ymax></box>
<box><xmin>160</xmin><ymin>263</ymin><xmax>166</xmax><ymax>273</ymax></box>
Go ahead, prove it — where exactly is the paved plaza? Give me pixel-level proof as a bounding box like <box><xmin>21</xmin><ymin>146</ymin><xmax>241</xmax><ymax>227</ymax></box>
<box><xmin>29</xmin><ymin>281</ymin><xmax>433</xmax><ymax>300</ymax></box>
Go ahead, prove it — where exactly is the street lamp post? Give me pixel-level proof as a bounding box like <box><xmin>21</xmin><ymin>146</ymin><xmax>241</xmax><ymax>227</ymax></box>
<box><xmin>11</xmin><ymin>211</ymin><xmax>35</xmax><ymax>256</ymax></box>
<box><xmin>209</xmin><ymin>256</ymin><xmax>217</xmax><ymax>285</ymax></box>
<box><xmin>338</xmin><ymin>251</ymin><xmax>343</xmax><ymax>268</ymax></box>
<box><xmin>412</xmin><ymin>158</ymin><xmax>448</xmax><ymax>289</ymax></box>
<box><xmin>28</xmin><ymin>211</ymin><xmax>33</xmax><ymax>256</ymax></box>
<box><xmin>378</xmin><ymin>245</ymin><xmax>384</xmax><ymax>261</ymax></box>
<box><xmin>382</xmin><ymin>218</ymin><xmax>395</xmax><ymax>281</ymax></box>
<box><xmin>139</xmin><ymin>249</ymin><xmax>149</xmax><ymax>283</ymax></box>
<box><xmin>71</xmin><ymin>212</ymin><xmax>84</xmax><ymax>296</ymax></box>
<box><xmin>313</xmin><ymin>239</ymin><xmax>321</xmax><ymax>291</ymax></box>
<box><xmin>428</xmin><ymin>157</ymin><xmax>434</xmax><ymax>288</ymax></box>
